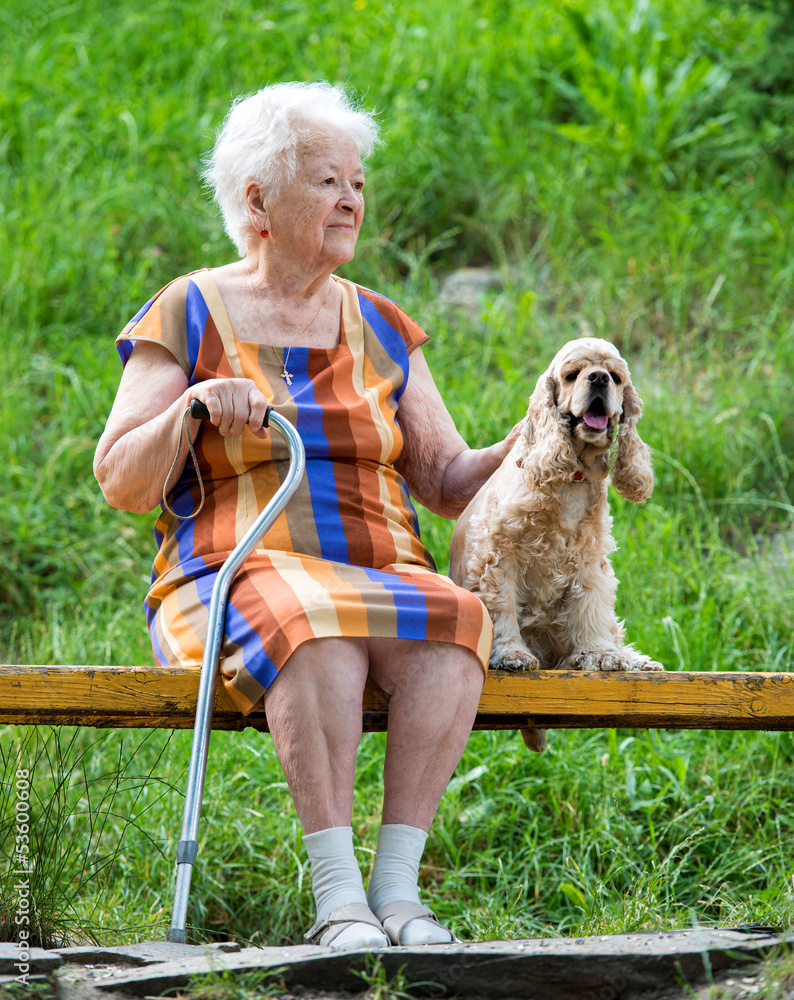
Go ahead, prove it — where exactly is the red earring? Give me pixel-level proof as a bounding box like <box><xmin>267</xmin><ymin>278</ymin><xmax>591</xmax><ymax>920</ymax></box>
<box><xmin>260</xmin><ymin>228</ymin><xmax>269</xmax><ymax>238</ymax></box>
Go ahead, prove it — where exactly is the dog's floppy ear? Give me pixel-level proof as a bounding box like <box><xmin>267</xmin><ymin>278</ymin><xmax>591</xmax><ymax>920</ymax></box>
<box><xmin>521</xmin><ymin>370</ymin><xmax>579</xmax><ymax>484</ymax></box>
<box><xmin>611</xmin><ymin>381</ymin><xmax>653</xmax><ymax>502</ymax></box>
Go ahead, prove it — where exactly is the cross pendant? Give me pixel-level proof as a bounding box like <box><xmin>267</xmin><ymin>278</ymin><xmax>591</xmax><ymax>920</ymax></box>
<box><xmin>282</xmin><ymin>366</ymin><xmax>293</xmax><ymax>385</ymax></box>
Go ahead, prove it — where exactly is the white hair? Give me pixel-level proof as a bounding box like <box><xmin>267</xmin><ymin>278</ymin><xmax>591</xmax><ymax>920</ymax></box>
<box><xmin>202</xmin><ymin>82</ymin><xmax>381</xmax><ymax>256</ymax></box>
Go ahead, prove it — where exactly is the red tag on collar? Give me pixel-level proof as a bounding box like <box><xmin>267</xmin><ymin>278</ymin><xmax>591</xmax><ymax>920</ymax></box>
<box><xmin>573</xmin><ymin>471</ymin><xmax>583</xmax><ymax>481</ymax></box>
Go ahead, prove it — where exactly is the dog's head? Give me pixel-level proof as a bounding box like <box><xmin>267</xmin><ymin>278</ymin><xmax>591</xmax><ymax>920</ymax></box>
<box><xmin>552</xmin><ymin>338</ymin><xmax>630</xmax><ymax>448</ymax></box>
<box><xmin>523</xmin><ymin>337</ymin><xmax>653</xmax><ymax>502</ymax></box>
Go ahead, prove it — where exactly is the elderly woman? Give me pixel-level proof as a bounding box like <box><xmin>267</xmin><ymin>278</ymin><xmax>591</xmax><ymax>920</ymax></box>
<box><xmin>94</xmin><ymin>82</ymin><xmax>515</xmax><ymax>951</ymax></box>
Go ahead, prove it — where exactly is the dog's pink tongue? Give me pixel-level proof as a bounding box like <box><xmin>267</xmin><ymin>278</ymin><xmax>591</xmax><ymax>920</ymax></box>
<box><xmin>583</xmin><ymin>411</ymin><xmax>609</xmax><ymax>430</ymax></box>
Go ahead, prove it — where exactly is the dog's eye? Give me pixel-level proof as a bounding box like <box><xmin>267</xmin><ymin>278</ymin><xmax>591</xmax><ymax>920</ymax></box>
<box><xmin>565</xmin><ymin>371</ymin><xmax>579</xmax><ymax>382</ymax></box>
<box><xmin>611</xmin><ymin>373</ymin><xmax>622</xmax><ymax>385</ymax></box>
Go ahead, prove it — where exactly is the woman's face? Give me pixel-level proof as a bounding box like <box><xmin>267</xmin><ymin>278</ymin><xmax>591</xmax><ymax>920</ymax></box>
<box><xmin>264</xmin><ymin>125</ymin><xmax>365</xmax><ymax>272</ymax></box>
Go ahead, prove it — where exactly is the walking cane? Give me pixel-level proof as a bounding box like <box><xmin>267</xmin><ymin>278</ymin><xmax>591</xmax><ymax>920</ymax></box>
<box><xmin>166</xmin><ymin>399</ymin><xmax>306</xmax><ymax>943</ymax></box>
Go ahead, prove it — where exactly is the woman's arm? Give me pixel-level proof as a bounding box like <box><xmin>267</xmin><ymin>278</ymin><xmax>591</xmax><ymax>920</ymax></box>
<box><xmin>394</xmin><ymin>347</ymin><xmax>521</xmax><ymax>519</ymax></box>
<box><xmin>94</xmin><ymin>341</ymin><xmax>269</xmax><ymax>513</ymax></box>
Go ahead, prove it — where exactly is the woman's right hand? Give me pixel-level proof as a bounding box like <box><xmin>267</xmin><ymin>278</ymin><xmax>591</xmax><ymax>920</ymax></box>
<box><xmin>95</xmin><ymin>343</ymin><xmax>272</xmax><ymax>512</ymax></box>
<box><xmin>188</xmin><ymin>378</ymin><xmax>270</xmax><ymax>439</ymax></box>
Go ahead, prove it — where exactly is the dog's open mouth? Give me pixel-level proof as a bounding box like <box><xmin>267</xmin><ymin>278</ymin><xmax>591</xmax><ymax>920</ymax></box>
<box><xmin>572</xmin><ymin>397</ymin><xmax>610</xmax><ymax>432</ymax></box>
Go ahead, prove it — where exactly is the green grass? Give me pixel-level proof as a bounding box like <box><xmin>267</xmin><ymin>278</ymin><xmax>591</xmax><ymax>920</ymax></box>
<box><xmin>3</xmin><ymin>724</ymin><xmax>793</xmax><ymax>949</ymax></box>
<box><xmin>1</xmin><ymin>0</ymin><xmax>793</xmax><ymax>954</ymax></box>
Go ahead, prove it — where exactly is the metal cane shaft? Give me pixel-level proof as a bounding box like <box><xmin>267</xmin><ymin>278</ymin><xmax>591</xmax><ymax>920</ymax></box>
<box><xmin>167</xmin><ymin>407</ymin><xmax>305</xmax><ymax>942</ymax></box>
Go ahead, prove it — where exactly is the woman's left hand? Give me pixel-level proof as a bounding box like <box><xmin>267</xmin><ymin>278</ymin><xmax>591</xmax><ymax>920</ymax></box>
<box><xmin>500</xmin><ymin>416</ymin><xmax>526</xmax><ymax>457</ymax></box>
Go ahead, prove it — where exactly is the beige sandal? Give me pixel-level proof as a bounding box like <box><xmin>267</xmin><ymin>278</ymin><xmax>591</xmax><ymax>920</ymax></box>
<box><xmin>373</xmin><ymin>900</ymin><xmax>457</xmax><ymax>945</ymax></box>
<box><xmin>304</xmin><ymin>902</ymin><xmax>389</xmax><ymax>948</ymax></box>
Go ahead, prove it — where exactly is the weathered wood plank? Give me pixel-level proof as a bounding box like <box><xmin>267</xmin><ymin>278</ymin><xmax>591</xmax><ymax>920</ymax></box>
<box><xmin>478</xmin><ymin>668</ymin><xmax>794</xmax><ymax>730</ymax></box>
<box><xmin>2</xmin><ymin>664</ymin><xmax>793</xmax><ymax>732</ymax></box>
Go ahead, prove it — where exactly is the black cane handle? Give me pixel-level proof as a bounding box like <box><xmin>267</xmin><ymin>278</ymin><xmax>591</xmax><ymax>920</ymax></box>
<box><xmin>189</xmin><ymin>398</ymin><xmax>273</xmax><ymax>427</ymax></box>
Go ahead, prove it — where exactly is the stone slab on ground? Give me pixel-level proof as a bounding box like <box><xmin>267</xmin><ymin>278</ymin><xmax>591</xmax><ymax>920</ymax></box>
<box><xmin>85</xmin><ymin>928</ymin><xmax>790</xmax><ymax>999</ymax></box>
<box><xmin>55</xmin><ymin>939</ymin><xmax>240</xmax><ymax>968</ymax></box>
<box><xmin>0</xmin><ymin>943</ymin><xmax>63</xmax><ymax>975</ymax></box>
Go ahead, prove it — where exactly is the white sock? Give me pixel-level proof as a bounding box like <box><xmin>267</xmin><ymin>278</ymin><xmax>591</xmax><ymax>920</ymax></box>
<box><xmin>366</xmin><ymin>824</ymin><xmax>452</xmax><ymax>945</ymax></box>
<box><xmin>303</xmin><ymin>827</ymin><xmax>388</xmax><ymax>950</ymax></box>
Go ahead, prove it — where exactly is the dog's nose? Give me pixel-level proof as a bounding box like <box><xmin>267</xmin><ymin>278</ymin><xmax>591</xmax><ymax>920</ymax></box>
<box><xmin>587</xmin><ymin>369</ymin><xmax>610</xmax><ymax>388</ymax></box>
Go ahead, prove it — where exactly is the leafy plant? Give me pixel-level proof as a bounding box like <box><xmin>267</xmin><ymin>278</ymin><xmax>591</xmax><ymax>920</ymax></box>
<box><xmin>713</xmin><ymin>0</ymin><xmax>794</xmax><ymax>169</ymax></box>
<box><xmin>544</xmin><ymin>0</ymin><xmax>738</xmax><ymax>184</ymax></box>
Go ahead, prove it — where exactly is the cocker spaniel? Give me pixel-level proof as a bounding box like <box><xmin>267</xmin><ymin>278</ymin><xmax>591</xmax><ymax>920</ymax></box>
<box><xmin>449</xmin><ymin>338</ymin><xmax>663</xmax><ymax>751</ymax></box>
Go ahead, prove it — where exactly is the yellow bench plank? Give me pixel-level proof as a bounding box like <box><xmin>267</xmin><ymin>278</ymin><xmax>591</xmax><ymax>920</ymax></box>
<box><xmin>1</xmin><ymin>664</ymin><xmax>793</xmax><ymax>732</ymax></box>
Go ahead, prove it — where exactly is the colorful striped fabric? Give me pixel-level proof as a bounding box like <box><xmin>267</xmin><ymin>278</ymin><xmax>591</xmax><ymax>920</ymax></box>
<box><xmin>116</xmin><ymin>270</ymin><xmax>492</xmax><ymax>714</ymax></box>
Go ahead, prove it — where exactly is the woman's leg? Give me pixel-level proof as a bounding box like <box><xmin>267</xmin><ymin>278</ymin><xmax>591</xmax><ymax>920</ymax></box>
<box><xmin>366</xmin><ymin>638</ymin><xmax>485</xmax><ymax>829</ymax></box>
<box><xmin>365</xmin><ymin>639</ymin><xmax>485</xmax><ymax>943</ymax></box>
<box><xmin>264</xmin><ymin>637</ymin><xmax>388</xmax><ymax>949</ymax></box>
<box><xmin>263</xmin><ymin>636</ymin><xmax>369</xmax><ymax>833</ymax></box>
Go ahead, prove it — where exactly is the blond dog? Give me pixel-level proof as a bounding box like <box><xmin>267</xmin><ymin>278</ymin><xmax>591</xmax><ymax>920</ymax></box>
<box><xmin>449</xmin><ymin>338</ymin><xmax>663</xmax><ymax>751</ymax></box>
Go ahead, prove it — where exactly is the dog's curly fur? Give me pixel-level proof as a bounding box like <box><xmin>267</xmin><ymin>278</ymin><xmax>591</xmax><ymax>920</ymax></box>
<box><xmin>449</xmin><ymin>338</ymin><xmax>663</xmax><ymax>751</ymax></box>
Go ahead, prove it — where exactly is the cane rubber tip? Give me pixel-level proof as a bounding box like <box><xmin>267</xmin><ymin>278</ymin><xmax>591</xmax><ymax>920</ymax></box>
<box><xmin>166</xmin><ymin>928</ymin><xmax>188</xmax><ymax>944</ymax></box>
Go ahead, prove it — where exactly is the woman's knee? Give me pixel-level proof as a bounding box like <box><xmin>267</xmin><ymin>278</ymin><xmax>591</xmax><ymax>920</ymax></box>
<box><xmin>265</xmin><ymin>636</ymin><xmax>370</xmax><ymax>710</ymax></box>
<box><xmin>367</xmin><ymin>638</ymin><xmax>484</xmax><ymax>699</ymax></box>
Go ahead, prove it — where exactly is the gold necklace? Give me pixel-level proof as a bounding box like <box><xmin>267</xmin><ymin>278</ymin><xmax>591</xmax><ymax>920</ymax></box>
<box><xmin>247</xmin><ymin>269</ymin><xmax>332</xmax><ymax>386</ymax></box>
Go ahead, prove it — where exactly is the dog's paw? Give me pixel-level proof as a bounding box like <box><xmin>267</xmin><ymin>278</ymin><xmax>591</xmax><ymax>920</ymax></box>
<box><xmin>557</xmin><ymin>651</ymin><xmax>601</xmax><ymax>671</ymax></box>
<box><xmin>491</xmin><ymin>644</ymin><xmax>541</xmax><ymax>672</ymax></box>
<box><xmin>593</xmin><ymin>651</ymin><xmax>635</xmax><ymax>672</ymax></box>
<box><xmin>624</xmin><ymin>654</ymin><xmax>665</xmax><ymax>672</ymax></box>
<box><xmin>558</xmin><ymin>650</ymin><xmax>651</xmax><ymax>672</ymax></box>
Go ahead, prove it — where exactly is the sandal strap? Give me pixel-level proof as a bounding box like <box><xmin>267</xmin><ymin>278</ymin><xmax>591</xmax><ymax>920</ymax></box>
<box><xmin>374</xmin><ymin>900</ymin><xmax>455</xmax><ymax>944</ymax></box>
<box><xmin>304</xmin><ymin>902</ymin><xmax>384</xmax><ymax>946</ymax></box>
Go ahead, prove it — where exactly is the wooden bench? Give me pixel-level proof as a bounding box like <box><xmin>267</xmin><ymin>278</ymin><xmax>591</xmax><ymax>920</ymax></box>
<box><xmin>3</xmin><ymin>664</ymin><xmax>794</xmax><ymax>733</ymax></box>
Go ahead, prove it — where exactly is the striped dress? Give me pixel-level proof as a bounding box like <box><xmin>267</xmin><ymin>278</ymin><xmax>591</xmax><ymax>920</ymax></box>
<box><xmin>116</xmin><ymin>269</ymin><xmax>492</xmax><ymax>715</ymax></box>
